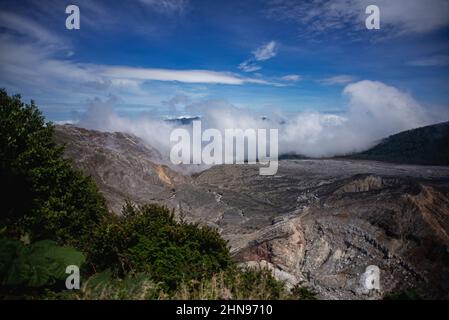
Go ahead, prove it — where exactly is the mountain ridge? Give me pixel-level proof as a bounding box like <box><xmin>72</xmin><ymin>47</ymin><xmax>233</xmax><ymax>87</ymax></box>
<box><xmin>349</xmin><ymin>121</ymin><xmax>449</xmax><ymax>165</ymax></box>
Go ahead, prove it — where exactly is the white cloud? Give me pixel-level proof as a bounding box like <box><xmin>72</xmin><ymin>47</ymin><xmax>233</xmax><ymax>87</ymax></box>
<box><xmin>252</xmin><ymin>41</ymin><xmax>278</xmax><ymax>61</ymax></box>
<box><xmin>407</xmin><ymin>55</ymin><xmax>449</xmax><ymax>67</ymax></box>
<box><xmin>281</xmin><ymin>74</ymin><xmax>301</xmax><ymax>82</ymax></box>
<box><xmin>53</xmin><ymin>119</ymin><xmax>78</xmax><ymax>125</ymax></box>
<box><xmin>374</xmin><ymin>0</ymin><xmax>449</xmax><ymax>34</ymax></box>
<box><xmin>238</xmin><ymin>40</ymin><xmax>278</xmax><ymax>73</ymax></box>
<box><xmin>319</xmin><ymin>75</ymin><xmax>356</xmax><ymax>85</ymax></box>
<box><xmin>281</xmin><ymin>80</ymin><xmax>438</xmax><ymax>157</ymax></box>
<box><xmin>343</xmin><ymin>80</ymin><xmax>432</xmax><ymax>131</ymax></box>
<box><xmin>0</xmin><ymin>38</ymin><xmax>270</xmax><ymax>89</ymax></box>
<box><xmin>266</xmin><ymin>0</ymin><xmax>449</xmax><ymax>37</ymax></box>
<box><xmin>97</xmin><ymin>66</ymin><xmax>264</xmax><ymax>85</ymax></box>
<box><xmin>162</xmin><ymin>94</ymin><xmax>191</xmax><ymax>114</ymax></box>
<box><xmin>0</xmin><ymin>13</ymin><xmax>276</xmax><ymax>103</ymax></box>
<box><xmin>78</xmin><ymin>80</ymin><xmax>446</xmax><ymax>162</ymax></box>
<box><xmin>79</xmin><ymin>99</ymin><xmax>176</xmax><ymax>158</ymax></box>
<box><xmin>238</xmin><ymin>61</ymin><xmax>262</xmax><ymax>73</ymax></box>
<box><xmin>0</xmin><ymin>11</ymin><xmax>63</xmax><ymax>46</ymax></box>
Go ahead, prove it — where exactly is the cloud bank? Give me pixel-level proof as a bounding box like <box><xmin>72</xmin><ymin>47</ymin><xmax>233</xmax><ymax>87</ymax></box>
<box><xmin>77</xmin><ymin>80</ymin><xmax>447</xmax><ymax>164</ymax></box>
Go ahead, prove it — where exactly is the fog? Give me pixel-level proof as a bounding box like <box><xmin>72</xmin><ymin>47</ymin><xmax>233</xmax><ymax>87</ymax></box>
<box><xmin>78</xmin><ymin>80</ymin><xmax>447</xmax><ymax>162</ymax></box>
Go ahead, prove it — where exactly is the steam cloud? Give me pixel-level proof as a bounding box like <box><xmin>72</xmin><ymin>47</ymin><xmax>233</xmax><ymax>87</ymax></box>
<box><xmin>77</xmin><ymin>80</ymin><xmax>448</xmax><ymax>163</ymax></box>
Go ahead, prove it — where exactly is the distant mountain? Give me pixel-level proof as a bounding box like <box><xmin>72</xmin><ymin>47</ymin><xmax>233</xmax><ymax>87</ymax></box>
<box><xmin>278</xmin><ymin>153</ymin><xmax>309</xmax><ymax>160</ymax></box>
<box><xmin>164</xmin><ymin>116</ymin><xmax>201</xmax><ymax>125</ymax></box>
<box><xmin>351</xmin><ymin>122</ymin><xmax>449</xmax><ymax>166</ymax></box>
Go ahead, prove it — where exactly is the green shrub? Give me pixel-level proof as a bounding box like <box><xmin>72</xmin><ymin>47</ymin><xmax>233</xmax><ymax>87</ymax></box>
<box><xmin>88</xmin><ymin>202</ymin><xmax>233</xmax><ymax>290</ymax></box>
<box><xmin>0</xmin><ymin>89</ymin><xmax>108</xmax><ymax>249</ymax></box>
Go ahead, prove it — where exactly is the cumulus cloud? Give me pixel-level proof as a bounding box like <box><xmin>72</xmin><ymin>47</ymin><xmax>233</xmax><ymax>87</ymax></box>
<box><xmin>281</xmin><ymin>80</ymin><xmax>435</xmax><ymax>157</ymax></box>
<box><xmin>77</xmin><ymin>80</ymin><xmax>446</xmax><ymax>165</ymax></box>
<box><xmin>289</xmin><ymin>79</ymin><xmax>436</xmax><ymax>150</ymax></box>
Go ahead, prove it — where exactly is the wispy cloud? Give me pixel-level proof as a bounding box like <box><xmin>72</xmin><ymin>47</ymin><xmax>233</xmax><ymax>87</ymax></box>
<box><xmin>238</xmin><ymin>61</ymin><xmax>262</xmax><ymax>73</ymax></box>
<box><xmin>0</xmin><ymin>9</ymin><xmax>279</xmax><ymax>109</ymax></box>
<box><xmin>407</xmin><ymin>55</ymin><xmax>449</xmax><ymax>67</ymax></box>
<box><xmin>265</xmin><ymin>0</ymin><xmax>449</xmax><ymax>39</ymax></box>
<box><xmin>281</xmin><ymin>74</ymin><xmax>301</xmax><ymax>82</ymax></box>
<box><xmin>0</xmin><ymin>11</ymin><xmax>63</xmax><ymax>46</ymax></box>
<box><xmin>138</xmin><ymin>0</ymin><xmax>189</xmax><ymax>14</ymax></box>
<box><xmin>97</xmin><ymin>66</ymin><xmax>268</xmax><ymax>85</ymax></box>
<box><xmin>252</xmin><ymin>41</ymin><xmax>278</xmax><ymax>61</ymax></box>
<box><xmin>318</xmin><ymin>75</ymin><xmax>356</xmax><ymax>85</ymax></box>
<box><xmin>239</xmin><ymin>40</ymin><xmax>278</xmax><ymax>73</ymax></box>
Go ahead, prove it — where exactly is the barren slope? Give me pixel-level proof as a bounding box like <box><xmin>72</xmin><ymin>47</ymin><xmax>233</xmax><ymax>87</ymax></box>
<box><xmin>54</xmin><ymin>125</ymin><xmax>449</xmax><ymax>299</ymax></box>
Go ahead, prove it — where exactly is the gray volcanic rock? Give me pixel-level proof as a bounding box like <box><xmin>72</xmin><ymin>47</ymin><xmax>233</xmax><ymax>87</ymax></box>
<box><xmin>202</xmin><ymin>162</ymin><xmax>449</xmax><ymax>299</ymax></box>
<box><xmin>54</xmin><ymin>125</ymin><xmax>449</xmax><ymax>299</ymax></box>
<box><xmin>54</xmin><ymin>125</ymin><xmax>188</xmax><ymax>213</ymax></box>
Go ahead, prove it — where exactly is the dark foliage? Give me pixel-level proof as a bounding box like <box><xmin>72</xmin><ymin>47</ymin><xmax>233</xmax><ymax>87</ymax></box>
<box><xmin>351</xmin><ymin>122</ymin><xmax>449</xmax><ymax>165</ymax></box>
<box><xmin>0</xmin><ymin>89</ymin><xmax>108</xmax><ymax>249</ymax></box>
<box><xmin>88</xmin><ymin>202</ymin><xmax>233</xmax><ymax>290</ymax></box>
<box><xmin>0</xmin><ymin>238</ymin><xmax>85</xmax><ymax>288</ymax></box>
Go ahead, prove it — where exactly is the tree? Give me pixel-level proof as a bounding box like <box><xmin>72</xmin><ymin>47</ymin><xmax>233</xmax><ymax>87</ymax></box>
<box><xmin>0</xmin><ymin>89</ymin><xmax>108</xmax><ymax>249</ymax></box>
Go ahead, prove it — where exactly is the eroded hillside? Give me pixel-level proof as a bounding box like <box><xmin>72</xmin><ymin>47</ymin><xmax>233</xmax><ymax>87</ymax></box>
<box><xmin>54</xmin><ymin>125</ymin><xmax>449</xmax><ymax>299</ymax></box>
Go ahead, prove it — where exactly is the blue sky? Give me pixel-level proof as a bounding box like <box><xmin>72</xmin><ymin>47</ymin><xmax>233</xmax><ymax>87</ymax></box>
<box><xmin>0</xmin><ymin>0</ymin><xmax>449</xmax><ymax>122</ymax></box>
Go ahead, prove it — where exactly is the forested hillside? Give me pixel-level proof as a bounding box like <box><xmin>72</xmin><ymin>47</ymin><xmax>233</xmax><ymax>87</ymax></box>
<box><xmin>351</xmin><ymin>122</ymin><xmax>449</xmax><ymax>165</ymax></box>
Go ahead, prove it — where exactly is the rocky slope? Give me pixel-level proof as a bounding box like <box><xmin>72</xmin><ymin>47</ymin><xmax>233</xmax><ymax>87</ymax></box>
<box><xmin>54</xmin><ymin>125</ymin><xmax>449</xmax><ymax>299</ymax></box>
<box><xmin>54</xmin><ymin>125</ymin><xmax>188</xmax><ymax>213</ymax></box>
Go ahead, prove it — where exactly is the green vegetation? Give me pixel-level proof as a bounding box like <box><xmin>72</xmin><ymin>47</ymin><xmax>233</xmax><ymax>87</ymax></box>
<box><xmin>0</xmin><ymin>238</ymin><xmax>85</xmax><ymax>288</ymax></box>
<box><xmin>0</xmin><ymin>89</ymin><xmax>107</xmax><ymax>249</ymax></box>
<box><xmin>351</xmin><ymin>122</ymin><xmax>449</xmax><ymax>166</ymax></box>
<box><xmin>88</xmin><ymin>202</ymin><xmax>232</xmax><ymax>290</ymax></box>
<box><xmin>0</xmin><ymin>89</ymin><xmax>300</xmax><ymax>300</ymax></box>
